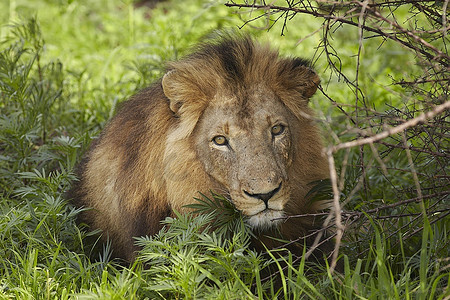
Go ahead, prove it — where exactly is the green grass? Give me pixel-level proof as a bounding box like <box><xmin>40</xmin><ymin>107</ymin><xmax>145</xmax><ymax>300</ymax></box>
<box><xmin>0</xmin><ymin>0</ymin><xmax>449</xmax><ymax>298</ymax></box>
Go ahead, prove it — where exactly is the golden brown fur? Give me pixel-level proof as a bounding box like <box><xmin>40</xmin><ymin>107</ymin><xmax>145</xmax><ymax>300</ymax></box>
<box><xmin>70</xmin><ymin>35</ymin><xmax>330</xmax><ymax>261</ymax></box>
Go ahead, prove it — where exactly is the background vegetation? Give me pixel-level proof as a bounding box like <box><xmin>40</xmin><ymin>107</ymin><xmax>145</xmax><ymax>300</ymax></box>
<box><xmin>0</xmin><ymin>0</ymin><xmax>448</xmax><ymax>298</ymax></box>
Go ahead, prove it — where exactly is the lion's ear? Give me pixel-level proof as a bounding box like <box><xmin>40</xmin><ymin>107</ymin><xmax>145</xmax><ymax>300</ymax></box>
<box><xmin>161</xmin><ymin>69</ymin><xmax>207</xmax><ymax>138</ymax></box>
<box><xmin>161</xmin><ymin>69</ymin><xmax>210</xmax><ymax>116</ymax></box>
<box><xmin>278</xmin><ymin>58</ymin><xmax>320</xmax><ymax>100</ymax></box>
<box><xmin>162</xmin><ymin>70</ymin><xmax>184</xmax><ymax>115</ymax></box>
<box><xmin>302</xmin><ymin>68</ymin><xmax>320</xmax><ymax>99</ymax></box>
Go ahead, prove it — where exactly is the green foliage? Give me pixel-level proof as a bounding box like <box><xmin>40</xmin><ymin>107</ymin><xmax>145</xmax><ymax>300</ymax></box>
<box><xmin>136</xmin><ymin>212</ymin><xmax>257</xmax><ymax>299</ymax></box>
<box><xmin>0</xmin><ymin>0</ymin><xmax>448</xmax><ymax>298</ymax></box>
<box><xmin>186</xmin><ymin>192</ymin><xmax>251</xmax><ymax>237</ymax></box>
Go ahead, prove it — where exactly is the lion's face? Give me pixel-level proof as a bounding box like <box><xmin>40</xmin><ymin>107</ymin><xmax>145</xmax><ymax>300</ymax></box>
<box><xmin>193</xmin><ymin>85</ymin><xmax>294</xmax><ymax>229</ymax></box>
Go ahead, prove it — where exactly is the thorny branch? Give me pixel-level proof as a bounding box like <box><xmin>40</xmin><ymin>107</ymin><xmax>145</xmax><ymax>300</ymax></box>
<box><xmin>331</xmin><ymin>101</ymin><xmax>450</xmax><ymax>152</ymax></box>
<box><xmin>226</xmin><ymin>1</ymin><xmax>450</xmax><ymax>66</ymax></box>
<box><xmin>226</xmin><ymin>0</ymin><xmax>449</xmax><ymax>273</ymax></box>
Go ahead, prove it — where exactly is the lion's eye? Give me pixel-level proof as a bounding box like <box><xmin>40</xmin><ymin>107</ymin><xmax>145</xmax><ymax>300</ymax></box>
<box><xmin>212</xmin><ymin>135</ymin><xmax>228</xmax><ymax>146</ymax></box>
<box><xmin>271</xmin><ymin>124</ymin><xmax>285</xmax><ymax>136</ymax></box>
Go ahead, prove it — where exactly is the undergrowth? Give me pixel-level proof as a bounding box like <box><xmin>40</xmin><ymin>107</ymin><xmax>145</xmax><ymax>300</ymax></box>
<box><xmin>0</xmin><ymin>0</ymin><xmax>448</xmax><ymax>299</ymax></box>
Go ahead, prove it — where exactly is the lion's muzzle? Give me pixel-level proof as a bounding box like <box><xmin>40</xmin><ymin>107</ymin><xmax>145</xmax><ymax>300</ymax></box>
<box><xmin>243</xmin><ymin>182</ymin><xmax>282</xmax><ymax>207</ymax></box>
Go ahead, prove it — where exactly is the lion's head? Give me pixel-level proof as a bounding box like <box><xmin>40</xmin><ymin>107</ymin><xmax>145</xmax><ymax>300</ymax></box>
<box><xmin>161</xmin><ymin>35</ymin><xmax>327</xmax><ymax>230</ymax></box>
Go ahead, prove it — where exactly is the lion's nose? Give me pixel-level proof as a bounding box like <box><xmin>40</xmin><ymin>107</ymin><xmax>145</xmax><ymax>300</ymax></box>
<box><xmin>244</xmin><ymin>183</ymin><xmax>281</xmax><ymax>206</ymax></box>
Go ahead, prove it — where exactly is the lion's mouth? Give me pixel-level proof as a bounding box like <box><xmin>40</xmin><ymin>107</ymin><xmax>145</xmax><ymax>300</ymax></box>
<box><xmin>246</xmin><ymin>209</ymin><xmax>285</xmax><ymax>229</ymax></box>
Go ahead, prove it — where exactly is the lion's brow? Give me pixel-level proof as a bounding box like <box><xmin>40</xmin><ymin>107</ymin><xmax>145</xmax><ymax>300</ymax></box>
<box><xmin>266</xmin><ymin>115</ymin><xmax>272</xmax><ymax>127</ymax></box>
<box><xmin>223</xmin><ymin>122</ymin><xmax>230</xmax><ymax>135</ymax></box>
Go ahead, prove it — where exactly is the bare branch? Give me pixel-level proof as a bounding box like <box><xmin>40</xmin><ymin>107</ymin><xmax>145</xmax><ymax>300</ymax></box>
<box><xmin>330</xmin><ymin>101</ymin><xmax>450</xmax><ymax>153</ymax></box>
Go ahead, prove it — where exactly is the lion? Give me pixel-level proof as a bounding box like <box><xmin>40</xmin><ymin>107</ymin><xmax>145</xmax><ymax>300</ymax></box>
<box><xmin>69</xmin><ymin>34</ymin><xmax>331</xmax><ymax>262</ymax></box>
